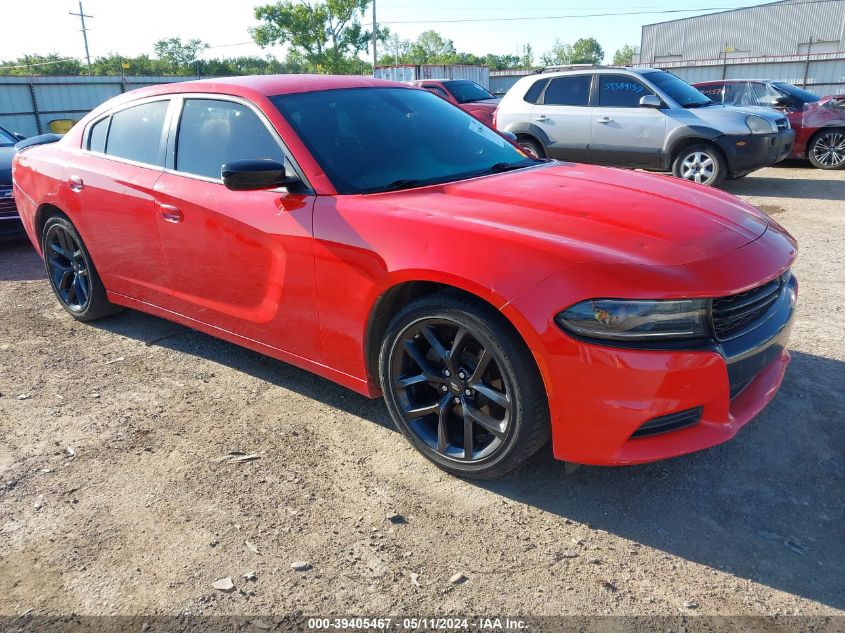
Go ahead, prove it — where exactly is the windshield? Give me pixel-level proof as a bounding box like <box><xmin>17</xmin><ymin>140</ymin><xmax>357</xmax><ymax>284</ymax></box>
<box><xmin>445</xmin><ymin>80</ymin><xmax>496</xmax><ymax>103</ymax></box>
<box><xmin>773</xmin><ymin>82</ymin><xmax>820</xmax><ymax>104</ymax></box>
<box><xmin>272</xmin><ymin>88</ymin><xmax>534</xmax><ymax>194</ymax></box>
<box><xmin>643</xmin><ymin>71</ymin><xmax>712</xmax><ymax>108</ymax></box>
<box><xmin>0</xmin><ymin>127</ymin><xmax>16</xmax><ymax>146</ymax></box>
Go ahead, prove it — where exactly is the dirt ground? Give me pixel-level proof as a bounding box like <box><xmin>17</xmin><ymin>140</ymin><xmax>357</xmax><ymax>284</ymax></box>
<box><xmin>1</xmin><ymin>163</ymin><xmax>843</xmax><ymax>624</ymax></box>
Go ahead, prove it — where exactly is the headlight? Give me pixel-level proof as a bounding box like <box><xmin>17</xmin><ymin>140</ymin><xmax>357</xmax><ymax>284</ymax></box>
<box><xmin>556</xmin><ymin>299</ymin><xmax>710</xmax><ymax>341</ymax></box>
<box><xmin>745</xmin><ymin>115</ymin><xmax>775</xmax><ymax>134</ymax></box>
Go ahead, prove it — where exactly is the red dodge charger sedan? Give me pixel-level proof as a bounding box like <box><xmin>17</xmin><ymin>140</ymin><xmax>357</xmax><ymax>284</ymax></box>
<box><xmin>12</xmin><ymin>75</ymin><xmax>798</xmax><ymax>478</ymax></box>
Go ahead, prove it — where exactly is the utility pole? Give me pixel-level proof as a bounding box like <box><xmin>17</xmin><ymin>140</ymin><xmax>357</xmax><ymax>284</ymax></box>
<box><xmin>372</xmin><ymin>0</ymin><xmax>378</xmax><ymax>71</ymax></box>
<box><xmin>69</xmin><ymin>1</ymin><xmax>93</xmax><ymax>74</ymax></box>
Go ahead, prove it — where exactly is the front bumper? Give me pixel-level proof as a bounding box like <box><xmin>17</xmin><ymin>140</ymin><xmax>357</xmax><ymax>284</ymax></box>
<box><xmin>716</xmin><ymin>128</ymin><xmax>795</xmax><ymax>176</ymax></box>
<box><xmin>503</xmin><ymin>225</ymin><xmax>798</xmax><ymax>466</ymax></box>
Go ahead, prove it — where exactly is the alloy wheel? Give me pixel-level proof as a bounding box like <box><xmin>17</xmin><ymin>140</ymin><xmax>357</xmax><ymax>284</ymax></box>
<box><xmin>811</xmin><ymin>131</ymin><xmax>845</xmax><ymax>168</ymax></box>
<box><xmin>389</xmin><ymin>317</ymin><xmax>512</xmax><ymax>462</ymax></box>
<box><xmin>45</xmin><ymin>225</ymin><xmax>90</xmax><ymax>312</ymax></box>
<box><xmin>680</xmin><ymin>151</ymin><xmax>716</xmax><ymax>184</ymax></box>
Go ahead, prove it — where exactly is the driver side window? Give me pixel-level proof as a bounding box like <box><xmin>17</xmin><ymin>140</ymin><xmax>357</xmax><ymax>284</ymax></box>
<box><xmin>175</xmin><ymin>99</ymin><xmax>286</xmax><ymax>180</ymax></box>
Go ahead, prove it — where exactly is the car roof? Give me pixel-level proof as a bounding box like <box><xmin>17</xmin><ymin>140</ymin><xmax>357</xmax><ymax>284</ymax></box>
<box><xmin>532</xmin><ymin>66</ymin><xmax>660</xmax><ymax>78</ymax></box>
<box><xmin>121</xmin><ymin>74</ymin><xmax>411</xmax><ymax>100</ymax></box>
<box><xmin>695</xmin><ymin>79</ymin><xmax>773</xmax><ymax>85</ymax></box>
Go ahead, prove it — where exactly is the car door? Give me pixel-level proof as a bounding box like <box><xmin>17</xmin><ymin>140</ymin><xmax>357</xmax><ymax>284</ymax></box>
<box><xmin>70</xmin><ymin>98</ymin><xmax>172</xmax><ymax>305</ymax></box>
<box><xmin>152</xmin><ymin>96</ymin><xmax>322</xmax><ymax>361</ymax></box>
<box><xmin>590</xmin><ymin>74</ymin><xmax>666</xmax><ymax>167</ymax></box>
<box><xmin>530</xmin><ymin>74</ymin><xmax>592</xmax><ymax>161</ymax></box>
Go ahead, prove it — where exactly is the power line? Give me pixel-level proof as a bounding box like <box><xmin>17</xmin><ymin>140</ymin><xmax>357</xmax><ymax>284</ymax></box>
<box><xmin>378</xmin><ymin>0</ymin><xmax>838</xmax><ymax>23</ymax></box>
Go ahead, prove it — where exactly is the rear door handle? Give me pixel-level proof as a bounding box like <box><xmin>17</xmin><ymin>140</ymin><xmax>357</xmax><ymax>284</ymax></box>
<box><xmin>159</xmin><ymin>203</ymin><xmax>183</xmax><ymax>223</ymax></box>
<box><xmin>68</xmin><ymin>176</ymin><xmax>83</xmax><ymax>192</ymax></box>
<box><xmin>597</xmin><ymin>116</ymin><xmax>614</xmax><ymax>124</ymax></box>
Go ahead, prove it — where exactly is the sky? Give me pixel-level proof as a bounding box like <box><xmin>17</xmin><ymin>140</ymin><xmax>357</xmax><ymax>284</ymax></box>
<box><xmin>1</xmin><ymin>0</ymin><xmax>772</xmax><ymax>66</ymax></box>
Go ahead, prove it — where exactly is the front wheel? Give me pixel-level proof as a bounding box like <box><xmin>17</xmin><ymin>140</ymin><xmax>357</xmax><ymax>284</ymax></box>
<box><xmin>379</xmin><ymin>292</ymin><xmax>550</xmax><ymax>479</ymax></box>
<box><xmin>808</xmin><ymin>129</ymin><xmax>845</xmax><ymax>169</ymax></box>
<box><xmin>672</xmin><ymin>143</ymin><xmax>726</xmax><ymax>186</ymax></box>
<box><xmin>42</xmin><ymin>216</ymin><xmax>121</xmax><ymax>321</ymax></box>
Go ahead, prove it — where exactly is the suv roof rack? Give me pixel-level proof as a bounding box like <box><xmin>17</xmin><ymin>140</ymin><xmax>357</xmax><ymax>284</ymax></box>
<box><xmin>532</xmin><ymin>64</ymin><xmax>623</xmax><ymax>75</ymax></box>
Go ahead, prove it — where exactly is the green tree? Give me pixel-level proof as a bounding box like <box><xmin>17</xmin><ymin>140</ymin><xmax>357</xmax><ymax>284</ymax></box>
<box><xmin>570</xmin><ymin>37</ymin><xmax>604</xmax><ymax>65</ymax></box>
<box><xmin>380</xmin><ymin>33</ymin><xmax>411</xmax><ymax>65</ymax></box>
<box><xmin>520</xmin><ymin>43</ymin><xmax>534</xmax><ymax>69</ymax></box>
<box><xmin>408</xmin><ymin>30</ymin><xmax>457</xmax><ymax>64</ymax></box>
<box><xmin>612</xmin><ymin>44</ymin><xmax>639</xmax><ymax>66</ymax></box>
<box><xmin>153</xmin><ymin>37</ymin><xmax>209</xmax><ymax>74</ymax></box>
<box><xmin>251</xmin><ymin>0</ymin><xmax>383</xmax><ymax>74</ymax></box>
<box><xmin>540</xmin><ymin>38</ymin><xmax>573</xmax><ymax>66</ymax></box>
<box><xmin>0</xmin><ymin>54</ymin><xmax>83</xmax><ymax>76</ymax></box>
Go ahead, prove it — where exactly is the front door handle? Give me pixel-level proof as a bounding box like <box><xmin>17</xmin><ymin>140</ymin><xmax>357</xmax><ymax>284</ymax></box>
<box><xmin>534</xmin><ymin>115</ymin><xmax>550</xmax><ymax>122</ymax></box>
<box><xmin>597</xmin><ymin>116</ymin><xmax>614</xmax><ymax>124</ymax></box>
<box><xmin>159</xmin><ymin>203</ymin><xmax>183</xmax><ymax>223</ymax></box>
<box><xmin>68</xmin><ymin>176</ymin><xmax>83</xmax><ymax>192</ymax></box>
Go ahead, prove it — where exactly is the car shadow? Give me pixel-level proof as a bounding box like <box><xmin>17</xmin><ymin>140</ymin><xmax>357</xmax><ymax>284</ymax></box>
<box><xmin>0</xmin><ymin>238</ymin><xmax>44</xmax><ymax>282</ymax></box>
<box><xmin>722</xmin><ymin>168</ymin><xmax>845</xmax><ymax>201</ymax></box>
<box><xmin>90</xmin><ymin>307</ymin><xmax>845</xmax><ymax>610</ymax></box>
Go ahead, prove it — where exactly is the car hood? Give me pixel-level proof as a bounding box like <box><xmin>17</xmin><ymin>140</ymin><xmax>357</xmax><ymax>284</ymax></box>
<box><xmin>689</xmin><ymin>103</ymin><xmax>785</xmax><ymax>125</ymax></box>
<box><xmin>376</xmin><ymin>163</ymin><xmax>769</xmax><ymax>268</ymax></box>
<box><xmin>0</xmin><ymin>145</ymin><xmax>14</xmax><ymax>184</ymax></box>
<box><xmin>463</xmin><ymin>99</ymin><xmax>500</xmax><ymax>111</ymax></box>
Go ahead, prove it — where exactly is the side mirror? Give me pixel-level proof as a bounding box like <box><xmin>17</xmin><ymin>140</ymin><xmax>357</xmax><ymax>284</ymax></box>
<box><xmin>639</xmin><ymin>94</ymin><xmax>662</xmax><ymax>108</ymax></box>
<box><xmin>221</xmin><ymin>159</ymin><xmax>298</xmax><ymax>191</ymax></box>
<box><xmin>501</xmin><ymin>131</ymin><xmax>517</xmax><ymax>142</ymax></box>
<box><xmin>770</xmin><ymin>96</ymin><xmax>789</xmax><ymax>108</ymax></box>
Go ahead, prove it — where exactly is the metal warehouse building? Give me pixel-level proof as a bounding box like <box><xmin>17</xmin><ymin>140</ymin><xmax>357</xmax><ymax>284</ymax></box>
<box><xmin>636</xmin><ymin>0</ymin><xmax>845</xmax><ymax>95</ymax></box>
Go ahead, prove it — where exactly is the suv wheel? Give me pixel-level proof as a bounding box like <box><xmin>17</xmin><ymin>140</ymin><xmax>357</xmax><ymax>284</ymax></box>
<box><xmin>808</xmin><ymin>129</ymin><xmax>845</xmax><ymax>169</ymax></box>
<box><xmin>379</xmin><ymin>291</ymin><xmax>550</xmax><ymax>479</ymax></box>
<box><xmin>517</xmin><ymin>137</ymin><xmax>545</xmax><ymax>159</ymax></box>
<box><xmin>672</xmin><ymin>144</ymin><xmax>726</xmax><ymax>186</ymax></box>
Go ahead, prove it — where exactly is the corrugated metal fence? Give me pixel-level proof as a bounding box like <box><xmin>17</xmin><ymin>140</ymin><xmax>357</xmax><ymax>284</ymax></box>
<box><xmin>0</xmin><ymin>76</ymin><xmax>192</xmax><ymax>137</ymax></box>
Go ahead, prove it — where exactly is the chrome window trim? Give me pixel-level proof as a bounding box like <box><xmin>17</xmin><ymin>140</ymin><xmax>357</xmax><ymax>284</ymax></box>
<box><xmin>80</xmin><ymin>92</ymin><xmax>313</xmax><ymax>194</ymax></box>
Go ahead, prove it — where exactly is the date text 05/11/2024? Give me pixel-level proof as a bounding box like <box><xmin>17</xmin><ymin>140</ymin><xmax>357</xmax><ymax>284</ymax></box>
<box><xmin>306</xmin><ymin>617</ymin><xmax>528</xmax><ymax>630</ymax></box>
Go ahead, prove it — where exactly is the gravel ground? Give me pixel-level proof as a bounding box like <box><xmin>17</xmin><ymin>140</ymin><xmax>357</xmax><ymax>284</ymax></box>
<box><xmin>0</xmin><ymin>164</ymin><xmax>843</xmax><ymax>624</ymax></box>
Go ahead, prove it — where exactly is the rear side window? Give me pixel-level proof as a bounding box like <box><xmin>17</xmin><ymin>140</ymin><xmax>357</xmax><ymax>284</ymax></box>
<box><xmin>598</xmin><ymin>74</ymin><xmax>651</xmax><ymax>107</ymax></box>
<box><xmin>175</xmin><ymin>99</ymin><xmax>285</xmax><ymax>180</ymax></box>
<box><xmin>425</xmin><ymin>86</ymin><xmax>450</xmax><ymax>100</ymax></box>
<box><xmin>542</xmin><ymin>76</ymin><xmax>592</xmax><ymax>106</ymax></box>
<box><xmin>523</xmin><ymin>79</ymin><xmax>548</xmax><ymax>104</ymax></box>
<box><xmin>88</xmin><ymin>117</ymin><xmax>109</xmax><ymax>152</ymax></box>
<box><xmin>105</xmin><ymin>101</ymin><xmax>168</xmax><ymax>166</ymax></box>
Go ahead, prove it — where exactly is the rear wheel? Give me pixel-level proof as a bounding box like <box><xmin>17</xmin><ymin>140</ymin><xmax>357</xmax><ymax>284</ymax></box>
<box><xmin>808</xmin><ymin>129</ymin><xmax>845</xmax><ymax>169</ymax></box>
<box><xmin>379</xmin><ymin>292</ymin><xmax>550</xmax><ymax>479</ymax></box>
<box><xmin>41</xmin><ymin>216</ymin><xmax>121</xmax><ymax>321</ymax></box>
<box><xmin>672</xmin><ymin>143</ymin><xmax>726</xmax><ymax>186</ymax></box>
<box><xmin>517</xmin><ymin>137</ymin><xmax>546</xmax><ymax>159</ymax></box>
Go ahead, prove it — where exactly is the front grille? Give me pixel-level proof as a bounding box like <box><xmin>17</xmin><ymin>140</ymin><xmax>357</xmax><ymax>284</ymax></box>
<box><xmin>631</xmin><ymin>407</ymin><xmax>702</xmax><ymax>439</ymax></box>
<box><xmin>711</xmin><ymin>273</ymin><xmax>787</xmax><ymax>340</ymax></box>
<box><xmin>0</xmin><ymin>185</ymin><xmax>16</xmax><ymax>217</ymax></box>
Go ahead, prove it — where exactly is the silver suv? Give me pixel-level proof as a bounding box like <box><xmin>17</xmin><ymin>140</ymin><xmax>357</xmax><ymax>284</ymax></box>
<box><xmin>495</xmin><ymin>67</ymin><xmax>795</xmax><ymax>186</ymax></box>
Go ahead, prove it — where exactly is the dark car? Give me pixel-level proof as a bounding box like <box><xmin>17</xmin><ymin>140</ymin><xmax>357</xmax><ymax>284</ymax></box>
<box><xmin>409</xmin><ymin>79</ymin><xmax>500</xmax><ymax>128</ymax></box>
<box><xmin>1</xmin><ymin>124</ymin><xmax>26</xmax><ymax>240</ymax></box>
<box><xmin>694</xmin><ymin>79</ymin><xmax>845</xmax><ymax>169</ymax></box>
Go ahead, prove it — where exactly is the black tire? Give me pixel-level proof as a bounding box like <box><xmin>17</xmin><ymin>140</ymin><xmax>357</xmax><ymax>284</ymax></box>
<box><xmin>671</xmin><ymin>143</ymin><xmax>727</xmax><ymax>186</ymax></box>
<box><xmin>41</xmin><ymin>215</ymin><xmax>121</xmax><ymax>322</ymax></box>
<box><xmin>517</xmin><ymin>137</ymin><xmax>546</xmax><ymax>159</ymax></box>
<box><xmin>807</xmin><ymin>128</ymin><xmax>845</xmax><ymax>170</ymax></box>
<box><xmin>379</xmin><ymin>291</ymin><xmax>550</xmax><ymax>479</ymax></box>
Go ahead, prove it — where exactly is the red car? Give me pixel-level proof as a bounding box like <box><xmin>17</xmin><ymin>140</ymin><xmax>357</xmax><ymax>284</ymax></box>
<box><xmin>12</xmin><ymin>75</ymin><xmax>798</xmax><ymax>479</ymax></box>
<box><xmin>694</xmin><ymin>79</ymin><xmax>845</xmax><ymax>169</ymax></box>
<box><xmin>409</xmin><ymin>79</ymin><xmax>499</xmax><ymax>127</ymax></box>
